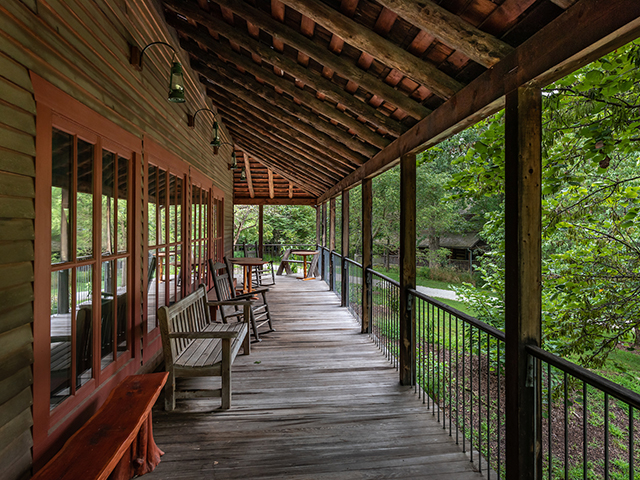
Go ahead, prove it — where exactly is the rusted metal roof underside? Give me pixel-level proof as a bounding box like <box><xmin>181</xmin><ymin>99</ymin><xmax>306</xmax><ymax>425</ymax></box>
<box><xmin>161</xmin><ymin>0</ymin><xmax>637</xmax><ymax>204</ymax></box>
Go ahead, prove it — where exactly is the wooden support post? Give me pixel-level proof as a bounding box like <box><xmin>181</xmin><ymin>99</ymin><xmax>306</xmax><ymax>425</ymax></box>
<box><xmin>341</xmin><ymin>189</ymin><xmax>349</xmax><ymax>307</ymax></box>
<box><xmin>315</xmin><ymin>205</ymin><xmax>321</xmax><ymax>249</ymax></box>
<box><xmin>329</xmin><ymin>197</ymin><xmax>336</xmax><ymax>291</ymax></box>
<box><xmin>504</xmin><ymin>86</ymin><xmax>542</xmax><ymax>480</ymax></box>
<box><xmin>321</xmin><ymin>202</ymin><xmax>327</xmax><ymax>280</ymax></box>
<box><xmin>258</xmin><ymin>204</ymin><xmax>264</xmax><ymax>258</ymax></box>
<box><xmin>361</xmin><ymin>177</ymin><xmax>373</xmax><ymax>334</ymax></box>
<box><xmin>399</xmin><ymin>153</ymin><xmax>416</xmax><ymax>386</ymax></box>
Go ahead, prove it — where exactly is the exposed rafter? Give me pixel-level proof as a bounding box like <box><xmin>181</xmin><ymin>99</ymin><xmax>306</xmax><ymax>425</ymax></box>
<box><xmin>277</xmin><ymin>0</ymin><xmax>464</xmax><ymax>99</ymax></box>
<box><xmin>268</xmin><ymin>169</ymin><xmax>275</xmax><ymax>199</ymax></box>
<box><xmin>243</xmin><ymin>152</ymin><xmax>254</xmax><ymax>198</ymax></box>
<box><xmin>374</xmin><ymin>0</ymin><xmax>514</xmax><ymax>68</ymax></box>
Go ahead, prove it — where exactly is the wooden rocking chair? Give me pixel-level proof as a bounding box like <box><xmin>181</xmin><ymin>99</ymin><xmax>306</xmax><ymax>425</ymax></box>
<box><xmin>209</xmin><ymin>257</ymin><xmax>275</xmax><ymax>341</ymax></box>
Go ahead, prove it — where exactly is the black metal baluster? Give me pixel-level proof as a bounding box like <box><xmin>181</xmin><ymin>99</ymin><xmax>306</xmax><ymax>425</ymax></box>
<box><xmin>478</xmin><ymin>330</ymin><xmax>482</xmax><ymax>475</ymax></box>
<box><xmin>456</xmin><ymin>314</ymin><xmax>459</xmax><ymax>445</ymax></box>
<box><xmin>605</xmin><ymin>392</ymin><xmax>609</xmax><ymax>480</ymax></box>
<box><xmin>449</xmin><ymin>311</ymin><xmax>453</xmax><ymax>437</ymax></box>
<box><xmin>564</xmin><ymin>371</ymin><xmax>568</xmax><ymax>480</ymax></box>
<box><xmin>497</xmin><ymin>341</ymin><xmax>501</xmax><ymax>479</ymax></box>
<box><xmin>629</xmin><ymin>405</ymin><xmax>634</xmax><ymax>480</ymax></box>
<box><xmin>470</xmin><ymin>327</ymin><xmax>474</xmax><ymax>465</ymax></box>
<box><xmin>583</xmin><ymin>382</ymin><xmax>587</xmax><ymax>480</ymax></box>
<box><xmin>463</xmin><ymin>323</ymin><xmax>467</xmax><ymax>454</ymax></box>
<box><xmin>548</xmin><ymin>363</ymin><xmax>552</xmax><ymax>480</ymax></box>
<box><xmin>486</xmin><ymin>333</ymin><xmax>490</xmax><ymax>479</ymax></box>
<box><xmin>437</xmin><ymin>306</ymin><xmax>441</xmax><ymax>424</ymax></box>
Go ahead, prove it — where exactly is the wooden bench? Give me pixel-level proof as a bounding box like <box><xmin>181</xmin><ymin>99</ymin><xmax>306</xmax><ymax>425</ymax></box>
<box><xmin>158</xmin><ymin>284</ymin><xmax>251</xmax><ymax>411</ymax></box>
<box><xmin>32</xmin><ymin>372</ymin><xmax>168</xmax><ymax>480</ymax></box>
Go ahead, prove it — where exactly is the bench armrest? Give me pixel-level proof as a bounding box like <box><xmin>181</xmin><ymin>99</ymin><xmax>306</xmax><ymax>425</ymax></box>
<box><xmin>168</xmin><ymin>330</ymin><xmax>241</xmax><ymax>339</ymax></box>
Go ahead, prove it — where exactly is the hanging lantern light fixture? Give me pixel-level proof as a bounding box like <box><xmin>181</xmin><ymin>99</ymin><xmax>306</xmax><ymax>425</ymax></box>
<box><xmin>131</xmin><ymin>41</ymin><xmax>185</xmax><ymax>103</ymax></box>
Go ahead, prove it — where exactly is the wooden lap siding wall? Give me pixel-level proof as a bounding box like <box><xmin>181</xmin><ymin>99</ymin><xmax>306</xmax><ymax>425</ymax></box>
<box><xmin>0</xmin><ymin>2</ymin><xmax>233</xmax><ymax>479</ymax></box>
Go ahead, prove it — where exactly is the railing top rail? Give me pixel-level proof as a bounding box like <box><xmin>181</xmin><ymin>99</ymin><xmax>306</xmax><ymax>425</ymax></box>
<box><xmin>366</xmin><ymin>267</ymin><xmax>400</xmax><ymax>288</ymax></box>
<box><xmin>526</xmin><ymin>344</ymin><xmax>640</xmax><ymax>410</ymax></box>
<box><xmin>408</xmin><ymin>287</ymin><xmax>506</xmax><ymax>341</ymax></box>
<box><xmin>344</xmin><ymin>257</ymin><xmax>363</xmax><ymax>269</ymax></box>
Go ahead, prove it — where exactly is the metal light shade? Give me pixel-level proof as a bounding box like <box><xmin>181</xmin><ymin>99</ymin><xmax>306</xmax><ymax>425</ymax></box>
<box><xmin>168</xmin><ymin>61</ymin><xmax>185</xmax><ymax>103</ymax></box>
<box><xmin>240</xmin><ymin>167</ymin><xmax>246</xmax><ymax>181</ymax></box>
<box><xmin>210</xmin><ymin>121</ymin><xmax>221</xmax><ymax>147</ymax></box>
<box><xmin>230</xmin><ymin>152</ymin><xmax>238</xmax><ymax>169</ymax></box>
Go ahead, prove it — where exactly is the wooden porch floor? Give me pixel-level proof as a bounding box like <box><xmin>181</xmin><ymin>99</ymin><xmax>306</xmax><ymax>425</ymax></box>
<box><xmin>146</xmin><ymin>275</ymin><xmax>484</xmax><ymax>479</ymax></box>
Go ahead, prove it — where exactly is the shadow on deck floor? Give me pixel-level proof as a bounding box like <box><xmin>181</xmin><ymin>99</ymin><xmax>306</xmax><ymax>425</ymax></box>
<box><xmin>145</xmin><ymin>275</ymin><xmax>484</xmax><ymax>479</ymax></box>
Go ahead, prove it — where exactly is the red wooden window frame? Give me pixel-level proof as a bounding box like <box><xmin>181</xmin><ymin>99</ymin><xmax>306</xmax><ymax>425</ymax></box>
<box><xmin>32</xmin><ymin>74</ymin><xmax>142</xmax><ymax>465</ymax></box>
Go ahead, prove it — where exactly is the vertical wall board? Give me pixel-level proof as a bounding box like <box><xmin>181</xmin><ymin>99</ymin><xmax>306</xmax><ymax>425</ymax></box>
<box><xmin>0</xmin><ymin>408</ymin><xmax>32</xmax><ymax>454</ymax></box>
<box><xmin>0</xmin><ymin>242</ymin><xmax>34</xmax><ymax>263</ymax></box>
<box><xmin>0</xmin><ymin>366</ymin><xmax>32</xmax><ymax>406</ymax></box>
<box><xmin>0</xmin><ymin>171</ymin><xmax>35</xmax><ymax>197</ymax></box>
<box><xmin>0</xmin><ymin>150</ymin><xmax>35</xmax><ymax>177</ymax></box>
<box><xmin>0</xmin><ymin>304</ymin><xmax>33</xmax><ymax>336</ymax></box>
<box><xmin>0</xmin><ymin>262</ymin><xmax>33</xmax><ymax>290</ymax></box>
<box><xmin>0</xmin><ymin>387</ymin><xmax>32</xmax><ymax>430</ymax></box>
<box><xmin>0</xmin><ymin>432</ymin><xmax>32</xmax><ymax>480</ymax></box>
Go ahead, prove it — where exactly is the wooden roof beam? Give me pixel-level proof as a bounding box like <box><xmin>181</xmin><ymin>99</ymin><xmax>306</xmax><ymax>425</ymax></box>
<box><xmin>375</xmin><ymin>0</ymin><xmax>514</xmax><ymax>68</ymax></box>
<box><xmin>234</xmin><ymin>197</ymin><xmax>318</xmax><ymax>206</ymax></box>
<box><xmin>189</xmin><ymin>0</ymin><xmax>431</xmax><ymax>120</ymax></box>
<box><xmin>177</xmin><ymin>34</ymin><xmax>391</xmax><ymax>149</ymax></box>
<box><xmin>233</xmin><ymin>139</ymin><xmax>327</xmax><ymax>196</ymax></box>
<box><xmin>194</xmin><ymin>62</ymin><xmax>376</xmax><ymax>159</ymax></box>
<box><xmin>317</xmin><ymin>0</ymin><xmax>640</xmax><ymax>203</ymax></box>
<box><xmin>214</xmin><ymin>89</ymin><xmax>357</xmax><ymax>172</ymax></box>
<box><xmin>229</xmin><ymin>129</ymin><xmax>336</xmax><ymax>190</ymax></box>
<box><xmin>164</xmin><ymin>8</ymin><xmax>407</xmax><ymax>136</ymax></box>
<box><xmin>222</xmin><ymin>115</ymin><xmax>348</xmax><ymax>181</ymax></box>
<box><xmin>289</xmin><ymin>182</ymin><xmax>293</xmax><ymax>199</ymax></box>
<box><xmin>268</xmin><ymin>169</ymin><xmax>275</xmax><ymax>199</ymax></box>
<box><xmin>218</xmin><ymin>105</ymin><xmax>352</xmax><ymax>178</ymax></box>
<box><xmin>197</xmin><ymin>69</ymin><xmax>368</xmax><ymax>166</ymax></box>
<box><xmin>242</xmin><ymin>152</ymin><xmax>255</xmax><ymax>198</ymax></box>
<box><xmin>277</xmin><ymin>0</ymin><xmax>464</xmax><ymax>100</ymax></box>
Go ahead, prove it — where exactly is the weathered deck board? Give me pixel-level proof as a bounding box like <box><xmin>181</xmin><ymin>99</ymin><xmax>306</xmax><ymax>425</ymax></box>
<box><xmin>147</xmin><ymin>275</ymin><xmax>483</xmax><ymax>479</ymax></box>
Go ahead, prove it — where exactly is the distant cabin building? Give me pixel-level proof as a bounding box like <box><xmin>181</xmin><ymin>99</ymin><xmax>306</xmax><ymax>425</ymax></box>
<box><xmin>418</xmin><ymin>233</ymin><xmax>486</xmax><ymax>271</ymax></box>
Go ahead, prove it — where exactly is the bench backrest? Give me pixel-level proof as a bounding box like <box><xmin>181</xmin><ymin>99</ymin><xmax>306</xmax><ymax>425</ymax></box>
<box><xmin>158</xmin><ymin>285</ymin><xmax>212</xmax><ymax>366</ymax></box>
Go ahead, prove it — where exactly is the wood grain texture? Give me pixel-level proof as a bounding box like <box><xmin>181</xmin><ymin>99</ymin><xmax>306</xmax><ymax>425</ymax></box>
<box><xmin>144</xmin><ymin>275</ymin><xmax>484</xmax><ymax>479</ymax></box>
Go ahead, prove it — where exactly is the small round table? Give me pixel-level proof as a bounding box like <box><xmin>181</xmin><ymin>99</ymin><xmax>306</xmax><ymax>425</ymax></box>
<box><xmin>229</xmin><ymin>257</ymin><xmax>269</xmax><ymax>293</ymax></box>
<box><xmin>290</xmin><ymin>250</ymin><xmax>319</xmax><ymax>280</ymax></box>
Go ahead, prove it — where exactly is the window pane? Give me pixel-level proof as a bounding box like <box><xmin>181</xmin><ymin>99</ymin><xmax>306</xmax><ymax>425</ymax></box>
<box><xmin>117</xmin><ymin>156</ymin><xmax>128</xmax><ymax>254</ymax></box>
<box><xmin>148</xmin><ymin>165</ymin><xmax>157</xmax><ymax>246</ymax></box>
<box><xmin>50</xmin><ymin>268</ymin><xmax>72</xmax><ymax>409</ymax></box>
<box><xmin>159</xmin><ymin>171</ymin><xmax>167</xmax><ymax>246</ymax></box>
<box><xmin>52</xmin><ymin>129</ymin><xmax>73</xmax><ymax>265</ymax></box>
<box><xmin>147</xmin><ymin>249</ymin><xmax>157</xmax><ymax>333</ymax></box>
<box><xmin>76</xmin><ymin>265</ymin><xmax>93</xmax><ymax>389</ymax></box>
<box><xmin>100</xmin><ymin>260</ymin><xmax>115</xmax><ymax>369</ymax></box>
<box><xmin>176</xmin><ymin>177</ymin><xmax>182</xmax><ymax>243</ymax></box>
<box><xmin>77</xmin><ymin>139</ymin><xmax>94</xmax><ymax>260</ymax></box>
<box><xmin>158</xmin><ymin>247</ymin><xmax>167</xmax><ymax>308</ymax></box>
<box><xmin>116</xmin><ymin>257</ymin><xmax>128</xmax><ymax>357</ymax></box>
<box><xmin>169</xmin><ymin>175</ymin><xmax>176</xmax><ymax>245</ymax></box>
<box><xmin>175</xmin><ymin>244</ymin><xmax>182</xmax><ymax>302</ymax></box>
<box><xmin>169</xmin><ymin>247</ymin><xmax>177</xmax><ymax>305</ymax></box>
<box><xmin>102</xmin><ymin>151</ymin><xmax>115</xmax><ymax>256</ymax></box>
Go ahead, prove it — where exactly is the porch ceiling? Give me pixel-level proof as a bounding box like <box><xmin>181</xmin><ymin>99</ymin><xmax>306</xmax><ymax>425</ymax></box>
<box><xmin>160</xmin><ymin>0</ymin><xmax>637</xmax><ymax>203</ymax></box>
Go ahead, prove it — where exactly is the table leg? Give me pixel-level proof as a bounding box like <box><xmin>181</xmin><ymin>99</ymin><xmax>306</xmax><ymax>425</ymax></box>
<box><xmin>247</xmin><ymin>266</ymin><xmax>253</xmax><ymax>293</ymax></box>
<box><xmin>303</xmin><ymin>257</ymin><xmax>308</xmax><ymax>279</ymax></box>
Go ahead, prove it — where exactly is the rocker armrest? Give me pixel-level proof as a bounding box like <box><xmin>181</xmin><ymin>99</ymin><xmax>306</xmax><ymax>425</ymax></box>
<box><xmin>206</xmin><ymin>300</ymin><xmax>254</xmax><ymax>307</ymax></box>
<box><xmin>168</xmin><ymin>330</ymin><xmax>241</xmax><ymax>339</ymax></box>
<box><xmin>235</xmin><ymin>288</ymin><xmax>269</xmax><ymax>299</ymax></box>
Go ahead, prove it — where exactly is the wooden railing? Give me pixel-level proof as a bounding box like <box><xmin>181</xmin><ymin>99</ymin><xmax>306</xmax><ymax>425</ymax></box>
<box><xmin>320</xmin><ymin>249</ymin><xmax>640</xmax><ymax>480</ymax></box>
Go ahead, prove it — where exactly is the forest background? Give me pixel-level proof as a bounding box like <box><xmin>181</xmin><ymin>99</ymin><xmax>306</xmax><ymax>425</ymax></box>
<box><xmin>234</xmin><ymin>40</ymin><xmax>640</xmax><ymax>376</ymax></box>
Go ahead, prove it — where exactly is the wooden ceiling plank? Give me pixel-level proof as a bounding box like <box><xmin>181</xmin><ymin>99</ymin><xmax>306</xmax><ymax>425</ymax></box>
<box><xmin>197</xmin><ymin>64</ymin><xmax>370</xmax><ymax>164</ymax></box>
<box><xmin>317</xmin><ymin>0</ymin><xmax>640</xmax><ymax>204</ymax></box>
<box><xmin>198</xmin><ymin>60</ymin><xmax>378</xmax><ymax>158</ymax></box>
<box><xmin>375</xmin><ymin>0</ymin><xmax>514</xmax><ymax>68</ymax></box>
<box><xmin>166</xmin><ymin>11</ymin><xmax>407</xmax><ymax>136</ymax></box>
<box><xmin>217</xmin><ymin>102</ymin><xmax>352</xmax><ymax>176</ymax></box>
<box><xmin>214</xmin><ymin>91</ymin><xmax>358</xmax><ymax>173</ymax></box>
<box><xmin>177</xmin><ymin>35</ymin><xmax>391</xmax><ymax>149</ymax></box>
<box><xmin>190</xmin><ymin>0</ymin><xmax>430</xmax><ymax>120</ymax></box>
<box><xmin>268</xmin><ymin>169</ymin><xmax>275</xmax><ymax>199</ymax></box>
<box><xmin>276</xmin><ymin>0</ymin><xmax>464</xmax><ymax>99</ymax></box>
<box><xmin>242</xmin><ymin>152</ymin><xmax>255</xmax><ymax>198</ymax></box>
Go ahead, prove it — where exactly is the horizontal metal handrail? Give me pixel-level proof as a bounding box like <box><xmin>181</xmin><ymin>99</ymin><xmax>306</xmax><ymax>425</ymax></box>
<box><xmin>344</xmin><ymin>257</ymin><xmax>363</xmax><ymax>269</ymax></box>
<box><xmin>527</xmin><ymin>344</ymin><xmax>640</xmax><ymax>409</ymax></box>
<box><xmin>367</xmin><ymin>267</ymin><xmax>400</xmax><ymax>288</ymax></box>
<box><xmin>408</xmin><ymin>288</ymin><xmax>505</xmax><ymax>342</ymax></box>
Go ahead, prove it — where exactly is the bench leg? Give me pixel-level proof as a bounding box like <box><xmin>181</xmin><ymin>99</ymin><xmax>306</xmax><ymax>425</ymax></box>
<box><xmin>165</xmin><ymin>371</ymin><xmax>175</xmax><ymax>411</ymax></box>
<box><xmin>221</xmin><ymin>338</ymin><xmax>231</xmax><ymax>409</ymax></box>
